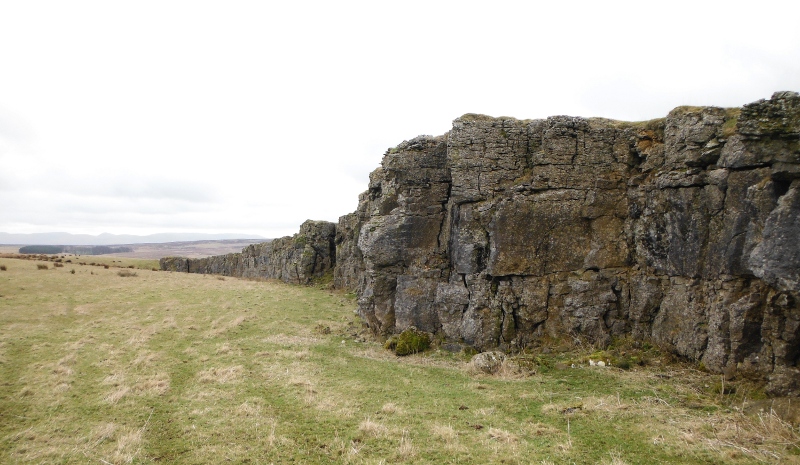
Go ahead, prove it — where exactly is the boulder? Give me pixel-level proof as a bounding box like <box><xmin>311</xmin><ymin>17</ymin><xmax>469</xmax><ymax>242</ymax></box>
<box><xmin>470</xmin><ymin>351</ymin><xmax>506</xmax><ymax>375</ymax></box>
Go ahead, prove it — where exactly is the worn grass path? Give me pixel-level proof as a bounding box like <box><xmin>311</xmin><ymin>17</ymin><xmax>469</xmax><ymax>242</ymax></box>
<box><xmin>0</xmin><ymin>257</ymin><xmax>797</xmax><ymax>464</ymax></box>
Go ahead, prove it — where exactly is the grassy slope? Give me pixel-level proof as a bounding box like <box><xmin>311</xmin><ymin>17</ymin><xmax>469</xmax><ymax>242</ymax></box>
<box><xmin>0</xmin><ymin>257</ymin><xmax>797</xmax><ymax>464</ymax></box>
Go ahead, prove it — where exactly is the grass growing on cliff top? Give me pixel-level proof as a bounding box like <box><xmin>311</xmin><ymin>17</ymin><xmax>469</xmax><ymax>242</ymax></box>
<box><xmin>1</xmin><ymin>256</ymin><xmax>798</xmax><ymax>464</ymax></box>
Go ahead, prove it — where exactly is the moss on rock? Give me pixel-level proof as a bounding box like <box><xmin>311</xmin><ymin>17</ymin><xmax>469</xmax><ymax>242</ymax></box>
<box><xmin>384</xmin><ymin>327</ymin><xmax>431</xmax><ymax>356</ymax></box>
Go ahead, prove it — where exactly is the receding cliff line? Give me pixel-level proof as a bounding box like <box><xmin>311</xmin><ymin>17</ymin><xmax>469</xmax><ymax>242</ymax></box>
<box><xmin>162</xmin><ymin>92</ymin><xmax>800</xmax><ymax>396</ymax></box>
<box><xmin>161</xmin><ymin>220</ymin><xmax>336</xmax><ymax>284</ymax></box>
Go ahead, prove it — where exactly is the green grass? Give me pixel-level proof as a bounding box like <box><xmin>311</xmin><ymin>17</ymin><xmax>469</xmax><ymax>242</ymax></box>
<box><xmin>2</xmin><ymin>252</ymin><xmax>159</xmax><ymax>271</ymax></box>
<box><xmin>0</xmin><ymin>256</ymin><xmax>797</xmax><ymax>464</ymax></box>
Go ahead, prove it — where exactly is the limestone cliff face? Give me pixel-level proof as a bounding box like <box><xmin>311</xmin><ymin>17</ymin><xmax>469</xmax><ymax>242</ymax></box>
<box><xmin>162</xmin><ymin>92</ymin><xmax>799</xmax><ymax>395</ymax></box>
<box><xmin>160</xmin><ymin>220</ymin><xmax>336</xmax><ymax>284</ymax></box>
<box><xmin>336</xmin><ymin>92</ymin><xmax>800</xmax><ymax>395</ymax></box>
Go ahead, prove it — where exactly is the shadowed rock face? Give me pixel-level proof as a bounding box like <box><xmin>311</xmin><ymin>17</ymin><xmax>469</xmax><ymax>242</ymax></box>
<box><xmin>336</xmin><ymin>92</ymin><xmax>800</xmax><ymax>396</ymax></box>
<box><xmin>162</xmin><ymin>92</ymin><xmax>799</xmax><ymax>395</ymax></box>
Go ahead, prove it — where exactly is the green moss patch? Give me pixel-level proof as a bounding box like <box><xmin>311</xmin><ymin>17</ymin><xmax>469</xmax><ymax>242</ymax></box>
<box><xmin>384</xmin><ymin>327</ymin><xmax>431</xmax><ymax>356</ymax></box>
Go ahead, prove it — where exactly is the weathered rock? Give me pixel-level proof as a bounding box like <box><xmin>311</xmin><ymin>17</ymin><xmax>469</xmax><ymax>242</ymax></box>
<box><xmin>749</xmin><ymin>180</ymin><xmax>800</xmax><ymax>292</ymax></box>
<box><xmin>470</xmin><ymin>351</ymin><xmax>506</xmax><ymax>374</ymax></box>
<box><xmin>333</xmin><ymin>212</ymin><xmax>363</xmax><ymax>291</ymax></box>
<box><xmin>335</xmin><ymin>91</ymin><xmax>800</xmax><ymax>395</ymax></box>
<box><xmin>160</xmin><ymin>219</ymin><xmax>336</xmax><ymax>285</ymax></box>
<box><xmin>159</xmin><ymin>256</ymin><xmax>189</xmax><ymax>272</ymax></box>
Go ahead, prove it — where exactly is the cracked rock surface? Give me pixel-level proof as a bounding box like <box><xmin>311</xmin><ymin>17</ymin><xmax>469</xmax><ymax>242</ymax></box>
<box><xmin>336</xmin><ymin>92</ymin><xmax>800</xmax><ymax>395</ymax></box>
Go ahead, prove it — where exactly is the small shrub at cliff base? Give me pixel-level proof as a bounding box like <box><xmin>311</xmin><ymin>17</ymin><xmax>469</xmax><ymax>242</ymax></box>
<box><xmin>0</xmin><ymin>265</ymin><xmax>6</xmax><ymax>271</ymax></box>
<box><xmin>36</xmin><ymin>264</ymin><xmax>48</xmax><ymax>270</ymax></box>
<box><xmin>117</xmin><ymin>270</ymin><xmax>137</xmax><ymax>277</ymax></box>
<box><xmin>384</xmin><ymin>327</ymin><xmax>431</xmax><ymax>356</ymax></box>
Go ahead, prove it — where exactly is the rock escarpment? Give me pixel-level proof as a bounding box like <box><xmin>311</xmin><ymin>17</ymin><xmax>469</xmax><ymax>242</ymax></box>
<box><xmin>160</xmin><ymin>220</ymin><xmax>335</xmax><ymax>284</ymax></box>
<box><xmin>163</xmin><ymin>92</ymin><xmax>799</xmax><ymax>395</ymax></box>
<box><xmin>335</xmin><ymin>91</ymin><xmax>800</xmax><ymax>395</ymax></box>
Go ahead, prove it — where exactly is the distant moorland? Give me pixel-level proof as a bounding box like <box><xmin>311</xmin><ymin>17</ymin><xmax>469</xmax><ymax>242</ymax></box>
<box><xmin>0</xmin><ymin>231</ymin><xmax>265</xmax><ymax>246</ymax></box>
<box><xmin>0</xmin><ymin>239</ymin><xmax>266</xmax><ymax>260</ymax></box>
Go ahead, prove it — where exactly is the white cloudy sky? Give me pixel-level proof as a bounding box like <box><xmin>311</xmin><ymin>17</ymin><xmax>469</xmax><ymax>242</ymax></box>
<box><xmin>1</xmin><ymin>0</ymin><xmax>799</xmax><ymax>238</ymax></box>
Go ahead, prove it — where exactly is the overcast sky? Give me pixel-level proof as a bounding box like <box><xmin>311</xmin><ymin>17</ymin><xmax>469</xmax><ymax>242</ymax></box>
<box><xmin>2</xmin><ymin>1</ymin><xmax>799</xmax><ymax>238</ymax></box>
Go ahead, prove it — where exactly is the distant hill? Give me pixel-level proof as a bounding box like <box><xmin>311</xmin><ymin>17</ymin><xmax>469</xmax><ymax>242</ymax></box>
<box><xmin>0</xmin><ymin>232</ymin><xmax>266</xmax><ymax>246</ymax></box>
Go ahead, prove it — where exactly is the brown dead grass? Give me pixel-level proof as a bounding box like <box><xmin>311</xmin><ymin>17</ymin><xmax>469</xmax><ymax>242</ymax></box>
<box><xmin>397</xmin><ymin>429</ymin><xmax>416</xmax><ymax>459</ymax></box>
<box><xmin>206</xmin><ymin>314</ymin><xmax>247</xmax><ymax>337</ymax></box>
<box><xmin>488</xmin><ymin>427</ymin><xmax>519</xmax><ymax>443</ymax></box>
<box><xmin>381</xmin><ymin>402</ymin><xmax>402</xmax><ymax>415</ymax></box>
<box><xmin>197</xmin><ymin>365</ymin><xmax>244</xmax><ymax>384</ymax></box>
<box><xmin>104</xmin><ymin>386</ymin><xmax>130</xmax><ymax>404</ymax></box>
<box><xmin>133</xmin><ymin>373</ymin><xmax>170</xmax><ymax>395</ymax></box>
<box><xmin>430</xmin><ymin>422</ymin><xmax>464</xmax><ymax>452</ymax></box>
<box><xmin>358</xmin><ymin>418</ymin><xmax>389</xmax><ymax>438</ymax></box>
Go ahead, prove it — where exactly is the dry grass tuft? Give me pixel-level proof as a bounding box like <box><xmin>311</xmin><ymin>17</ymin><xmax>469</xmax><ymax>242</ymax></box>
<box><xmin>133</xmin><ymin>373</ymin><xmax>170</xmax><ymax>395</ymax></box>
<box><xmin>52</xmin><ymin>354</ymin><xmax>76</xmax><ymax>377</ymax></box>
<box><xmin>475</xmin><ymin>406</ymin><xmax>496</xmax><ymax>417</ymax></box>
<box><xmin>54</xmin><ymin>382</ymin><xmax>71</xmax><ymax>392</ymax></box>
<box><xmin>397</xmin><ymin>430</ymin><xmax>416</xmax><ymax>459</ymax></box>
<box><xmin>105</xmin><ymin>386</ymin><xmax>130</xmax><ymax>404</ymax></box>
<box><xmin>600</xmin><ymin>450</ymin><xmax>630</xmax><ymax>465</ymax></box>
<box><xmin>206</xmin><ymin>315</ymin><xmax>247</xmax><ymax>337</ymax></box>
<box><xmin>358</xmin><ymin>418</ymin><xmax>389</xmax><ymax>438</ymax></box>
<box><xmin>197</xmin><ymin>365</ymin><xmax>243</xmax><ymax>384</ymax></box>
<box><xmin>431</xmin><ymin>423</ymin><xmax>458</xmax><ymax>443</ymax></box>
<box><xmin>131</xmin><ymin>350</ymin><xmax>159</xmax><ymax>366</ymax></box>
<box><xmin>235</xmin><ymin>401</ymin><xmax>261</xmax><ymax>417</ymax></box>
<box><xmin>110</xmin><ymin>426</ymin><xmax>143</xmax><ymax>463</ymax></box>
<box><xmin>381</xmin><ymin>402</ymin><xmax>402</xmax><ymax>415</ymax></box>
<box><xmin>102</xmin><ymin>373</ymin><xmax>125</xmax><ymax>386</ymax></box>
<box><xmin>89</xmin><ymin>422</ymin><xmax>118</xmax><ymax>446</ymax></box>
<box><xmin>52</xmin><ymin>363</ymin><xmax>74</xmax><ymax>377</ymax></box>
<box><xmin>687</xmin><ymin>409</ymin><xmax>800</xmax><ymax>462</ymax></box>
<box><xmin>488</xmin><ymin>427</ymin><xmax>519</xmax><ymax>443</ymax></box>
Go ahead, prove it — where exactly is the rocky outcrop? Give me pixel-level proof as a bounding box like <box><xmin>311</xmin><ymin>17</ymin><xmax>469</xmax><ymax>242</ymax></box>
<box><xmin>160</xmin><ymin>220</ymin><xmax>336</xmax><ymax>284</ymax></box>
<box><xmin>163</xmin><ymin>92</ymin><xmax>799</xmax><ymax>395</ymax></box>
<box><xmin>336</xmin><ymin>92</ymin><xmax>800</xmax><ymax>396</ymax></box>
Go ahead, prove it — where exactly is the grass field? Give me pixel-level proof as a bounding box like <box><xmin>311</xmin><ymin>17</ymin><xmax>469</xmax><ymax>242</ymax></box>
<box><xmin>0</xmin><ymin>256</ymin><xmax>798</xmax><ymax>464</ymax></box>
